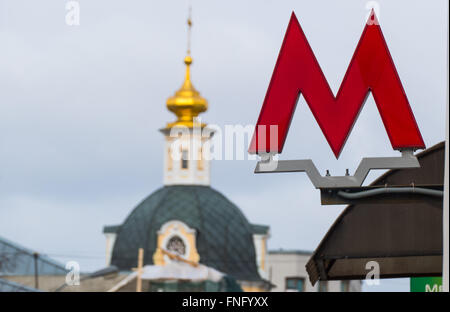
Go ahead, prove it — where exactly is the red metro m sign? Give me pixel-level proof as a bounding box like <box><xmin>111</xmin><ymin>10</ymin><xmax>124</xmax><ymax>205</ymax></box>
<box><xmin>249</xmin><ymin>10</ymin><xmax>424</xmax><ymax>158</ymax></box>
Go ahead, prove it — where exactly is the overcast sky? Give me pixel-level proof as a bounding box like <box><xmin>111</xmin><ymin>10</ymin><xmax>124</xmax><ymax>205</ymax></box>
<box><xmin>0</xmin><ymin>0</ymin><xmax>447</xmax><ymax>292</ymax></box>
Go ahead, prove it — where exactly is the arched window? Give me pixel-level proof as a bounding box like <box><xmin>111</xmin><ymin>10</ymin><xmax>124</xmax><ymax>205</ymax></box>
<box><xmin>181</xmin><ymin>149</ymin><xmax>188</xmax><ymax>169</ymax></box>
<box><xmin>197</xmin><ymin>147</ymin><xmax>203</xmax><ymax>170</ymax></box>
<box><xmin>166</xmin><ymin>235</ymin><xmax>186</xmax><ymax>256</ymax></box>
<box><xmin>167</xmin><ymin>147</ymin><xmax>173</xmax><ymax>171</ymax></box>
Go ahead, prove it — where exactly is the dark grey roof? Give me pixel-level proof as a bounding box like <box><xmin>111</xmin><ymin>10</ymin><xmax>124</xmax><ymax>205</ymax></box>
<box><xmin>103</xmin><ymin>225</ymin><xmax>121</xmax><ymax>234</ymax></box>
<box><xmin>109</xmin><ymin>185</ymin><xmax>262</xmax><ymax>281</ymax></box>
<box><xmin>0</xmin><ymin>278</ymin><xmax>41</xmax><ymax>292</ymax></box>
<box><xmin>0</xmin><ymin>236</ymin><xmax>67</xmax><ymax>276</ymax></box>
<box><xmin>250</xmin><ymin>224</ymin><xmax>270</xmax><ymax>235</ymax></box>
<box><xmin>306</xmin><ymin>142</ymin><xmax>445</xmax><ymax>285</ymax></box>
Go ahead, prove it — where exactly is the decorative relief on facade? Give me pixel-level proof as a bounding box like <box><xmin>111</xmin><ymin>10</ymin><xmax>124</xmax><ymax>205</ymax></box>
<box><xmin>153</xmin><ymin>220</ymin><xmax>200</xmax><ymax>265</ymax></box>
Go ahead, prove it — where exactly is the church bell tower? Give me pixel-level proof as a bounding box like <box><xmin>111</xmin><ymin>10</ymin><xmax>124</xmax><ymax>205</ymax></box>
<box><xmin>160</xmin><ymin>14</ymin><xmax>212</xmax><ymax>186</ymax></box>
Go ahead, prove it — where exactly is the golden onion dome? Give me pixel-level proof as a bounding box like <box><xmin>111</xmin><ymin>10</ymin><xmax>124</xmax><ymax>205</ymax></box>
<box><xmin>166</xmin><ymin>55</ymin><xmax>208</xmax><ymax>128</ymax></box>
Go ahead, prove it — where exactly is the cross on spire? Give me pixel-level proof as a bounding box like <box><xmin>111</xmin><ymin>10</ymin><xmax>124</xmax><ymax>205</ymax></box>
<box><xmin>187</xmin><ymin>6</ymin><xmax>192</xmax><ymax>55</ymax></box>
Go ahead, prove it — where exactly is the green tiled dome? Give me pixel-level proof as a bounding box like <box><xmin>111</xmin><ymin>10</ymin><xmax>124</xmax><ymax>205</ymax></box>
<box><xmin>110</xmin><ymin>185</ymin><xmax>261</xmax><ymax>281</ymax></box>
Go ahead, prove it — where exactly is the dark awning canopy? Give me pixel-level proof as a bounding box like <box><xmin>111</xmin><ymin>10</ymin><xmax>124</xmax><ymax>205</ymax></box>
<box><xmin>306</xmin><ymin>142</ymin><xmax>445</xmax><ymax>285</ymax></box>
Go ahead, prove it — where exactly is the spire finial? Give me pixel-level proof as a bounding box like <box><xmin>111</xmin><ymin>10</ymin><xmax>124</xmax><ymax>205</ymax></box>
<box><xmin>165</xmin><ymin>4</ymin><xmax>207</xmax><ymax>129</ymax></box>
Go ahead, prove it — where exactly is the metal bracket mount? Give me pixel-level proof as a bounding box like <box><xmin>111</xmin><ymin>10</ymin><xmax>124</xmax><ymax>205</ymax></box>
<box><xmin>254</xmin><ymin>150</ymin><xmax>420</xmax><ymax>189</ymax></box>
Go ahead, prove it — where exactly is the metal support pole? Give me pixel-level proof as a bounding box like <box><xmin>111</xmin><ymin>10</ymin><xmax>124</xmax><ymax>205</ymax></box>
<box><xmin>135</xmin><ymin>248</ymin><xmax>144</xmax><ymax>292</ymax></box>
<box><xmin>33</xmin><ymin>252</ymin><xmax>39</xmax><ymax>290</ymax></box>
<box><xmin>443</xmin><ymin>2</ymin><xmax>449</xmax><ymax>292</ymax></box>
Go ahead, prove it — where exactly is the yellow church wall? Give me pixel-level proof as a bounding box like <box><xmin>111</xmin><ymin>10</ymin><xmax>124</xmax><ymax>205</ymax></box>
<box><xmin>241</xmin><ymin>285</ymin><xmax>267</xmax><ymax>292</ymax></box>
<box><xmin>260</xmin><ymin>237</ymin><xmax>266</xmax><ymax>271</ymax></box>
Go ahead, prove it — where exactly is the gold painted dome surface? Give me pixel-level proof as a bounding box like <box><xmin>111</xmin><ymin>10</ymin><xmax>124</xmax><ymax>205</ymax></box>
<box><xmin>166</xmin><ymin>56</ymin><xmax>208</xmax><ymax>128</ymax></box>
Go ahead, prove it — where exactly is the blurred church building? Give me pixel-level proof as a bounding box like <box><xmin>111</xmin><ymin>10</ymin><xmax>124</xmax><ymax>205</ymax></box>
<box><xmin>1</xmin><ymin>17</ymin><xmax>360</xmax><ymax>293</ymax></box>
<box><xmin>100</xmin><ymin>19</ymin><xmax>359</xmax><ymax>291</ymax></box>
<box><xmin>102</xmin><ymin>34</ymin><xmax>272</xmax><ymax>291</ymax></box>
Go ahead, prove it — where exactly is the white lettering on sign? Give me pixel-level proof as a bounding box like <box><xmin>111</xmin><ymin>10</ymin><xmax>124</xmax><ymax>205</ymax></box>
<box><xmin>365</xmin><ymin>261</ymin><xmax>380</xmax><ymax>286</ymax></box>
<box><xmin>425</xmin><ymin>284</ymin><xmax>442</xmax><ymax>292</ymax></box>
